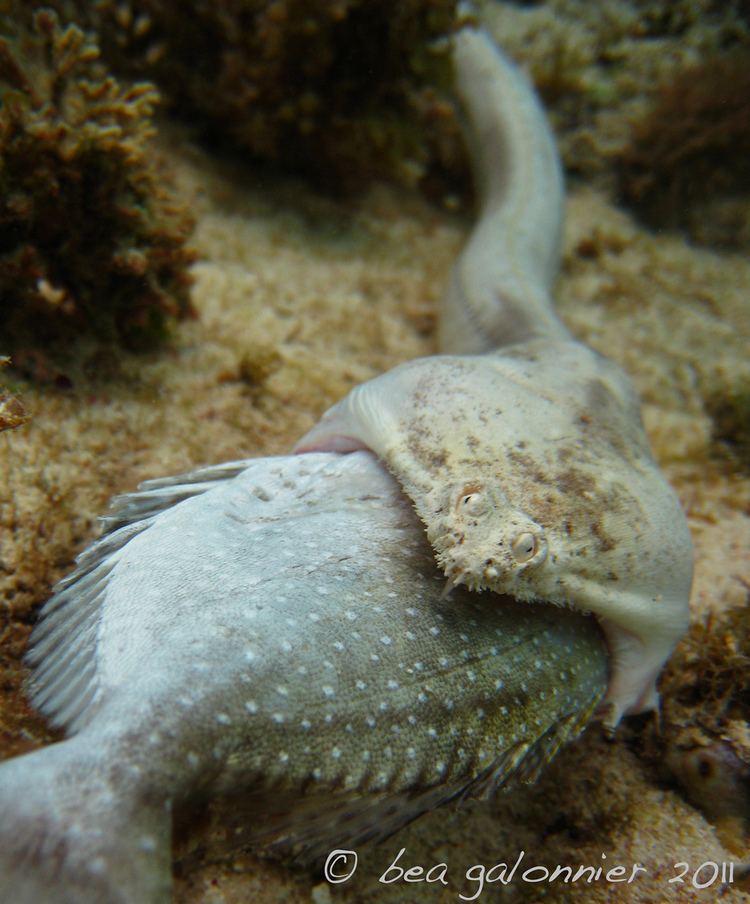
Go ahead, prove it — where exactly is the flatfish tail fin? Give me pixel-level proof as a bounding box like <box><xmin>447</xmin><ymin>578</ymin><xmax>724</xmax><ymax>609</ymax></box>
<box><xmin>0</xmin><ymin>736</ymin><xmax>172</xmax><ymax>904</ymax></box>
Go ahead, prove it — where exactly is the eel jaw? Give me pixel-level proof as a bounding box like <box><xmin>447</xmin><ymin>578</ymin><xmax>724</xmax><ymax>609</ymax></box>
<box><xmin>594</xmin><ymin>617</ymin><xmax>666</xmax><ymax>734</ymax></box>
<box><xmin>436</xmin><ymin>535</ymin><xmax>547</xmax><ymax>600</ymax></box>
<box><xmin>550</xmin><ymin>576</ymin><xmax>688</xmax><ymax>733</ymax></box>
<box><xmin>438</xmin><ymin>557</ymin><xmax>687</xmax><ymax>734</ymax></box>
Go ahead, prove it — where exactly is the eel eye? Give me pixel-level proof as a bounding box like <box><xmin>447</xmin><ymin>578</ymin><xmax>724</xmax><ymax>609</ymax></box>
<box><xmin>511</xmin><ymin>531</ymin><xmax>537</xmax><ymax>563</ymax></box>
<box><xmin>457</xmin><ymin>483</ymin><xmax>484</xmax><ymax>513</ymax></box>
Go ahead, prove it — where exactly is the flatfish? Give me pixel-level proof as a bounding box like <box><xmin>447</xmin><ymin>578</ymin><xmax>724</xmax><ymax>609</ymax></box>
<box><xmin>0</xmin><ymin>452</ymin><xmax>606</xmax><ymax>904</ymax></box>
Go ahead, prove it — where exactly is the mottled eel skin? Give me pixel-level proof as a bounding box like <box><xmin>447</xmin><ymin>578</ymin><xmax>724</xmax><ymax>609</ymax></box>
<box><xmin>296</xmin><ymin>27</ymin><xmax>694</xmax><ymax>729</ymax></box>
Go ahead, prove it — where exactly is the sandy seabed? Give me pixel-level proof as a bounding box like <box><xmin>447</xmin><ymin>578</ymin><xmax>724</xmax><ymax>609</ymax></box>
<box><xmin>2</xmin><ymin>2</ymin><xmax>749</xmax><ymax>903</ymax></box>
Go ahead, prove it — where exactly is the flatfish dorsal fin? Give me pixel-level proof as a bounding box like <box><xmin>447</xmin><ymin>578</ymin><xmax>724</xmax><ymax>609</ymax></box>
<box><xmin>26</xmin><ymin>458</ymin><xmax>260</xmax><ymax>734</ymax></box>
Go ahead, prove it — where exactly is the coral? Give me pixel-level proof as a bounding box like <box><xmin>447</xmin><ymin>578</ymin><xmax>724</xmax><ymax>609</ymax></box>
<box><xmin>617</xmin><ymin>50</ymin><xmax>750</xmax><ymax>247</ymax></box>
<box><xmin>47</xmin><ymin>0</ymin><xmax>466</xmax><ymax>197</ymax></box>
<box><xmin>0</xmin><ymin>357</ymin><xmax>29</xmax><ymax>431</ymax></box>
<box><xmin>0</xmin><ymin>6</ymin><xmax>196</xmax><ymax>355</ymax></box>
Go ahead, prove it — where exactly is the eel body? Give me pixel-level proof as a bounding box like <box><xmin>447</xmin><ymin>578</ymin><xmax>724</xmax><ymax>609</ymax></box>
<box><xmin>295</xmin><ymin>28</ymin><xmax>693</xmax><ymax>728</ymax></box>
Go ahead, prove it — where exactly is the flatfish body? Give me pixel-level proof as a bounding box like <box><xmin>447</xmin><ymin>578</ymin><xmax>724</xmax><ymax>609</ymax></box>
<box><xmin>0</xmin><ymin>452</ymin><xmax>606</xmax><ymax>904</ymax></box>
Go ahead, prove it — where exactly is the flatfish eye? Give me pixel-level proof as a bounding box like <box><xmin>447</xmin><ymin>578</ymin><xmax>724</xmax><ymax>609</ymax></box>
<box><xmin>511</xmin><ymin>531</ymin><xmax>538</xmax><ymax>563</ymax></box>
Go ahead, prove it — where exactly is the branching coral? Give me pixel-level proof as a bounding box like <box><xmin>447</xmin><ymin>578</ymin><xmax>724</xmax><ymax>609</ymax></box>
<box><xmin>0</xmin><ymin>6</ymin><xmax>195</xmax><ymax>355</ymax></box>
<box><xmin>617</xmin><ymin>51</ymin><xmax>750</xmax><ymax>248</ymax></box>
<box><xmin>47</xmin><ymin>0</ymin><xmax>465</xmax><ymax>196</ymax></box>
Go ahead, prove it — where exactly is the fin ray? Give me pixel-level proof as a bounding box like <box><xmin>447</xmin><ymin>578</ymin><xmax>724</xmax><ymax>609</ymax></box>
<box><xmin>27</xmin><ymin>459</ymin><xmax>259</xmax><ymax>735</ymax></box>
<box><xmin>102</xmin><ymin>459</ymin><xmax>258</xmax><ymax>532</ymax></box>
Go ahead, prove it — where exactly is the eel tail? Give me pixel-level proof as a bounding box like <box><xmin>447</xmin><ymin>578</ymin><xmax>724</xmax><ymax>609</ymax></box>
<box><xmin>439</xmin><ymin>25</ymin><xmax>570</xmax><ymax>354</ymax></box>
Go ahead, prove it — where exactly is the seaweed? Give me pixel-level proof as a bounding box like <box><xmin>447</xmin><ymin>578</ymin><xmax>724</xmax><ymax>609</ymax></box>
<box><xmin>46</xmin><ymin>0</ymin><xmax>466</xmax><ymax>198</ymax></box>
<box><xmin>0</xmin><ymin>6</ymin><xmax>196</xmax><ymax>357</ymax></box>
<box><xmin>617</xmin><ymin>50</ymin><xmax>750</xmax><ymax>247</ymax></box>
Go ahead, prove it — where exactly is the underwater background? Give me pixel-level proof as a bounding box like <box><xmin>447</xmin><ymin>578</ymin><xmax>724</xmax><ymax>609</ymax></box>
<box><xmin>1</xmin><ymin>0</ymin><xmax>749</xmax><ymax>901</ymax></box>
